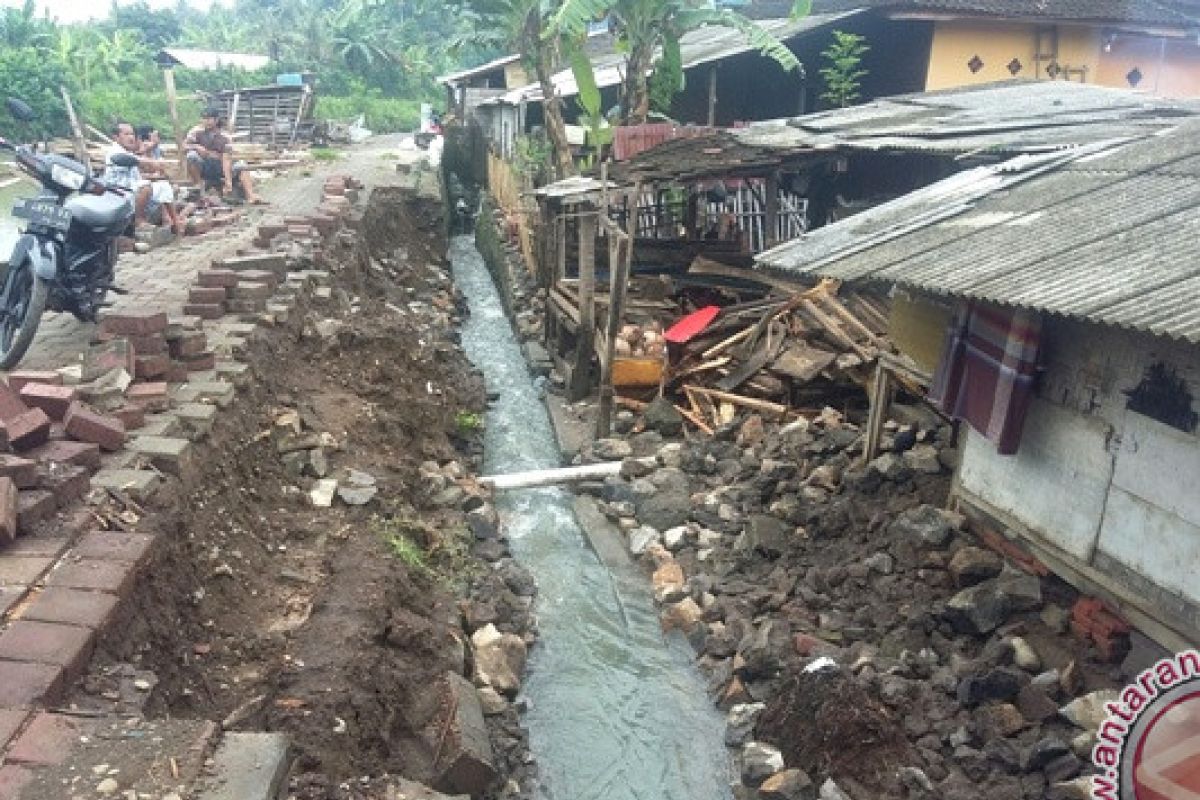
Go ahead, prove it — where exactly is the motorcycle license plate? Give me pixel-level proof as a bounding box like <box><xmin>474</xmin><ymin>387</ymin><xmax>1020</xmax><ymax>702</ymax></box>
<box><xmin>12</xmin><ymin>198</ymin><xmax>71</xmax><ymax>232</ymax></box>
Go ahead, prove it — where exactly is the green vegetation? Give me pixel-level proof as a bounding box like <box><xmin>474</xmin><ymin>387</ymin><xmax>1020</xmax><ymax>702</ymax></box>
<box><xmin>455</xmin><ymin>410</ymin><xmax>484</xmax><ymax>432</ymax></box>
<box><xmin>0</xmin><ymin>0</ymin><xmax>481</xmax><ymax>142</ymax></box>
<box><xmin>820</xmin><ymin>30</ymin><xmax>870</xmax><ymax>109</ymax></box>
<box><xmin>309</xmin><ymin>147</ymin><xmax>342</xmax><ymax>162</ymax></box>
<box><xmin>372</xmin><ymin>512</ymin><xmax>477</xmax><ymax>588</ymax></box>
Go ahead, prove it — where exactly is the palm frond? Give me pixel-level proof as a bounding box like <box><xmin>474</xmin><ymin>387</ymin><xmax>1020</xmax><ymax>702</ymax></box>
<box><xmin>550</xmin><ymin>0</ymin><xmax>610</xmax><ymax>37</ymax></box>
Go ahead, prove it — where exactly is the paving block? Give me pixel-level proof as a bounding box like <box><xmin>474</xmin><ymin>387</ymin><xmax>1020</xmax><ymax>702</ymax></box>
<box><xmin>166</xmin><ymin>315</ymin><xmax>204</xmax><ymax>334</ymax></box>
<box><xmin>235</xmin><ymin>269</ymin><xmax>280</xmax><ymax>289</ymax></box>
<box><xmin>2</xmin><ymin>409</ymin><xmax>52</xmax><ymax>452</ymax></box>
<box><xmin>20</xmin><ymin>587</ymin><xmax>120</xmax><ymax>630</ymax></box>
<box><xmin>195</xmin><ymin>732</ymin><xmax>292</xmax><ymax>800</ymax></box>
<box><xmin>99</xmin><ymin>312</ymin><xmax>168</xmax><ymax>337</ymax></box>
<box><xmin>44</xmin><ymin>559</ymin><xmax>135</xmax><ymax>595</ymax></box>
<box><xmin>34</xmin><ymin>464</ymin><xmax>90</xmax><ymax>503</ymax></box>
<box><xmin>17</xmin><ymin>490</ymin><xmax>58</xmax><ymax>534</ymax></box>
<box><xmin>0</xmin><ymin>621</ymin><xmax>93</xmax><ymax>680</ymax></box>
<box><xmin>196</xmin><ymin>269</ymin><xmax>240</xmax><ymax>288</ymax></box>
<box><xmin>90</xmin><ymin>469</ymin><xmax>161</xmax><ymax>501</ymax></box>
<box><xmin>215</xmin><ymin>253</ymin><xmax>286</xmax><ymax>274</ymax></box>
<box><xmin>0</xmin><ymin>660</ymin><xmax>64</xmax><ymax>708</ymax></box>
<box><xmin>128</xmin><ymin>436</ymin><xmax>192</xmax><ymax>476</ymax></box>
<box><xmin>26</xmin><ymin>441</ymin><xmax>101</xmax><ymax>471</ymax></box>
<box><xmin>208</xmin><ymin>336</ymin><xmax>249</xmax><ymax>359</ymax></box>
<box><xmin>0</xmin><ymin>556</ymin><xmax>55</xmax><ymax>587</ymax></box>
<box><xmin>182</xmin><ymin>352</ymin><xmax>217</xmax><ymax>372</ymax></box>
<box><xmin>4</xmin><ymin>712</ymin><xmax>89</xmax><ymax>766</ymax></box>
<box><xmin>0</xmin><ymin>383</ymin><xmax>29</xmax><ymax>422</ymax></box>
<box><xmin>0</xmin><ymin>478</ymin><xmax>15</xmax><ymax>545</ymax></box>
<box><xmin>0</xmin><ymin>586</ymin><xmax>22</xmax><ymax>617</ymax></box>
<box><xmin>184</xmin><ymin>303</ymin><xmax>225</xmax><ymax>320</ymax></box>
<box><xmin>6</xmin><ymin>371</ymin><xmax>62</xmax><ymax>394</ymax></box>
<box><xmin>0</xmin><ymin>708</ymin><xmax>25</xmax><ymax>749</ymax></box>
<box><xmin>173</xmin><ymin>381</ymin><xmax>235</xmax><ymax>408</ymax></box>
<box><xmin>126</xmin><ymin>382</ymin><xmax>171</xmax><ymax>413</ymax></box>
<box><xmin>188</xmin><ymin>286</ymin><xmax>229</xmax><ymax>305</ymax></box>
<box><xmin>72</xmin><ymin>531</ymin><xmax>155</xmax><ymax>565</ymax></box>
<box><xmin>112</xmin><ymin>405</ymin><xmax>146</xmax><ymax>431</ymax></box>
<box><xmin>227</xmin><ymin>299</ymin><xmax>266</xmax><ymax>315</ymax></box>
<box><xmin>138</xmin><ymin>414</ymin><xmax>183</xmax><ymax>438</ymax></box>
<box><xmin>213</xmin><ymin>361</ymin><xmax>251</xmax><ymax>387</ymax></box>
<box><xmin>64</xmin><ymin>402</ymin><xmax>126</xmax><ymax>452</ymax></box>
<box><xmin>1</xmin><ymin>537</ymin><xmax>68</xmax><ymax>559</ymax></box>
<box><xmin>0</xmin><ymin>456</ymin><xmax>36</xmax><ymax>489</ymax></box>
<box><xmin>127</xmin><ymin>333</ymin><xmax>168</xmax><ymax>356</ymax></box>
<box><xmin>134</xmin><ymin>354</ymin><xmax>171</xmax><ymax>380</ymax></box>
<box><xmin>17</xmin><ymin>384</ymin><xmax>76</xmax><ymax>422</ymax></box>
<box><xmin>172</xmin><ymin>403</ymin><xmax>218</xmax><ymax>437</ymax></box>
<box><xmin>168</xmin><ymin>331</ymin><xmax>208</xmax><ymax>359</ymax></box>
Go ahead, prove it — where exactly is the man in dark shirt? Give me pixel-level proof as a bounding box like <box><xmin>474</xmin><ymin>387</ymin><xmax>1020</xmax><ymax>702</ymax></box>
<box><xmin>184</xmin><ymin>107</ymin><xmax>264</xmax><ymax>205</ymax></box>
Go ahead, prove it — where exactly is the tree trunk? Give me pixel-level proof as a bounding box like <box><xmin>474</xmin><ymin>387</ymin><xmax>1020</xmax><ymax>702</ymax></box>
<box><xmin>620</xmin><ymin>41</ymin><xmax>655</xmax><ymax>126</ymax></box>
<box><xmin>525</xmin><ymin>12</ymin><xmax>575</xmax><ymax>180</ymax></box>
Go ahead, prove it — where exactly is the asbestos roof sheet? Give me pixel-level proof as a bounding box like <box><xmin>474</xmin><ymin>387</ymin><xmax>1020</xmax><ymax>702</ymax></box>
<box><xmin>482</xmin><ymin>12</ymin><xmax>861</xmax><ymax>106</ymax></box>
<box><xmin>438</xmin><ymin>55</ymin><xmax>522</xmax><ymax>86</ymax></box>
<box><xmin>815</xmin><ymin>0</ymin><xmax>1200</xmax><ymax>26</ymax></box>
<box><xmin>156</xmin><ymin>48</ymin><xmax>270</xmax><ymax>72</ymax></box>
<box><xmin>756</xmin><ymin>123</ymin><xmax>1200</xmax><ymax>343</ymax></box>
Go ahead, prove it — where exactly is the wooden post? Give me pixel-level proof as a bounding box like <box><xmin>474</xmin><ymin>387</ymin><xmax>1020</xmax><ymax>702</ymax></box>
<box><xmin>59</xmin><ymin>86</ymin><xmax>89</xmax><ymax>168</ymax></box>
<box><xmin>229</xmin><ymin>92</ymin><xmax>241</xmax><ymax>134</ymax></box>
<box><xmin>162</xmin><ymin>67</ymin><xmax>188</xmax><ymax>179</ymax></box>
<box><xmin>569</xmin><ymin>208</ymin><xmax>597</xmax><ymax>401</ymax></box>
<box><xmin>596</xmin><ymin>184</ymin><xmax>639</xmax><ymax>438</ymax></box>
<box><xmin>764</xmin><ymin>171</ymin><xmax>780</xmax><ymax>248</ymax></box>
<box><xmin>863</xmin><ymin>361</ymin><xmax>894</xmax><ymax>465</ymax></box>
<box><xmin>707</xmin><ymin>66</ymin><xmax>718</xmax><ymax>127</ymax></box>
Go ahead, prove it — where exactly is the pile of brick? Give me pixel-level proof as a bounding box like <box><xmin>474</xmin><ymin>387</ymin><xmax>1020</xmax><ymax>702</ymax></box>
<box><xmin>187</xmin><ymin>254</ymin><xmax>288</xmax><ymax>320</ymax></box>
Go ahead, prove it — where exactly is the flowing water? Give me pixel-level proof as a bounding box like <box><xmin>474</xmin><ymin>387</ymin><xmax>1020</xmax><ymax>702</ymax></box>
<box><xmin>449</xmin><ymin>234</ymin><xmax>734</xmax><ymax>800</ymax></box>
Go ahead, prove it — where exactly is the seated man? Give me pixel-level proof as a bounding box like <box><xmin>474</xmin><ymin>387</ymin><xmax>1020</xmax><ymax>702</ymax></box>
<box><xmin>102</xmin><ymin>120</ymin><xmax>157</xmax><ymax>229</ymax></box>
<box><xmin>134</xmin><ymin>124</ymin><xmax>188</xmax><ymax>235</ymax></box>
<box><xmin>184</xmin><ymin>108</ymin><xmax>264</xmax><ymax>205</ymax></box>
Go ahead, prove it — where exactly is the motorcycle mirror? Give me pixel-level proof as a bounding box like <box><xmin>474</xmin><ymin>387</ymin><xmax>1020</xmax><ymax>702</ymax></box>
<box><xmin>5</xmin><ymin>98</ymin><xmax>35</xmax><ymax>122</ymax></box>
<box><xmin>109</xmin><ymin>153</ymin><xmax>140</xmax><ymax>168</ymax></box>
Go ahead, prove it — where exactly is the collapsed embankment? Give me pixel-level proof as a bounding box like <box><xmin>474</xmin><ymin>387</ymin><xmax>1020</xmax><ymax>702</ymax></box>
<box><xmin>70</xmin><ymin>185</ymin><xmax>538</xmax><ymax>799</ymax></box>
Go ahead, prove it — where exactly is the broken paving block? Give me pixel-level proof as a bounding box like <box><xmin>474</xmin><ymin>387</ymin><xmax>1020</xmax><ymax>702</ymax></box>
<box><xmin>82</xmin><ymin>339</ymin><xmax>135</xmax><ymax>383</ymax></box>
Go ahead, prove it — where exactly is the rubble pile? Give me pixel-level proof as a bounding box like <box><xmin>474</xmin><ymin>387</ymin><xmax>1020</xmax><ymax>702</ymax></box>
<box><xmin>580</xmin><ymin>407</ymin><xmax>1122</xmax><ymax>800</ymax></box>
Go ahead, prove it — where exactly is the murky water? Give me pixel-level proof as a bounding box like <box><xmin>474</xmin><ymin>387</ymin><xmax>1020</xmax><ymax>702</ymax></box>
<box><xmin>450</xmin><ymin>234</ymin><xmax>734</xmax><ymax>800</ymax></box>
<box><xmin>0</xmin><ymin>176</ymin><xmax>32</xmax><ymax>262</ymax></box>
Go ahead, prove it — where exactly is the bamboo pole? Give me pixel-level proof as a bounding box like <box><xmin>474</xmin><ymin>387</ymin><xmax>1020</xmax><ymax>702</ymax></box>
<box><xmin>481</xmin><ymin>460</ymin><xmax>637</xmax><ymax>490</ymax></box>
<box><xmin>59</xmin><ymin>86</ymin><xmax>89</xmax><ymax>167</ymax></box>
<box><xmin>685</xmin><ymin>385</ymin><xmax>788</xmax><ymax>418</ymax></box>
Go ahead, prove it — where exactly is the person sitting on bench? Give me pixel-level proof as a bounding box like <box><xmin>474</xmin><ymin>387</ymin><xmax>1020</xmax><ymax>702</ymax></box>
<box><xmin>184</xmin><ymin>107</ymin><xmax>264</xmax><ymax>205</ymax></box>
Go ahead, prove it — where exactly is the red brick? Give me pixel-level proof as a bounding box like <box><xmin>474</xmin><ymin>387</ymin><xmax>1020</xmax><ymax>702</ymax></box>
<box><xmin>0</xmin><ymin>708</ymin><xmax>25</xmax><ymax>749</ymax></box>
<box><xmin>168</xmin><ymin>331</ymin><xmax>208</xmax><ymax>359</ymax></box>
<box><xmin>128</xmin><ymin>333</ymin><xmax>167</xmax><ymax>355</ymax></box>
<box><xmin>63</xmin><ymin>402</ymin><xmax>126</xmax><ymax>452</ymax></box>
<box><xmin>184</xmin><ymin>303</ymin><xmax>225</xmax><ymax>320</ymax></box>
<box><xmin>134</xmin><ymin>354</ymin><xmax>171</xmax><ymax>380</ymax></box>
<box><xmin>21</xmin><ymin>587</ymin><xmax>120</xmax><ymax>630</ymax></box>
<box><xmin>196</xmin><ymin>269</ymin><xmax>240</xmax><ymax>288</ymax></box>
<box><xmin>232</xmin><ymin>281</ymin><xmax>273</xmax><ymax>301</ymax></box>
<box><xmin>183</xmin><ymin>352</ymin><xmax>216</xmax><ymax>372</ymax></box>
<box><xmin>6</xmin><ymin>371</ymin><xmax>61</xmax><ymax>394</ymax></box>
<box><xmin>16</xmin><ymin>491</ymin><xmax>57</xmax><ymax>534</ymax></box>
<box><xmin>227</xmin><ymin>299</ymin><xmax>266</xmax><ymax>314</ymax></box>
<box><xmin>0</xmin><ymin>384</ymin><xmax>28</xmax><ymax>422</ymax></box>
<box><xmin>188</xmin><ymin>286</ymin><xmax>228</xmax><ymax>305</ymax></box>
<box><xmin>0</xmin><ymin>456</ymin><xmax>37</xmax><ymax>489</ymax></box>
<box><xmin>126</xmin><ymin>383</ymin><xmax>170</xmax><ymax>413</ymax></box>
<box><xmin>72</xmin><ymin>531</ymin><xmax>154</xmax><ymax>565</ymax></box>
<box><xmin>17</xmin><ymin>384</ymin><xmax>76</xmax><ymax>422</ymax></box>
<box><xmin>0</xmin><ymin>621</ymin><xmax>93</xmax><ymax>678</ymax></box>
<box><xmin>0</xmin><ymin>660</ymin><xmax>63</xmax><ymax>707</ymax></box>
<box><xmin>4</xmin><ymin>712</ymin><xmax>87</xmax><ymax>766</ymax></box>
<box><xmin>0</xmin><ymin>557</ymin><xmax>54</xmax><ymax>587</ymax></box>
<box><xmin>0</xmin><ymin>478</ymin><xmax>14</xmax><ymax>545</ymax></box>
<box><xmin>236</xmin><ymin>269</ymin><xmax>280</xmax><ymax>289</ymax></box>
<box><xmin>2</xmin><ymin>409</ymin><xmax>51</xmax><ymax>452</ymax></box>
<box><xmin>99</xmin><ymin>312</ymin><xmax>168</xmax><ymax>337</ymax></box>
<box><xmin>0</xmin><ymin>764</ymin><xmax>34</xmax><ymax>799</ymax></box>
<box><xmin>112</xmin><ymin>405</ymin><xmax>146</xmax><ymax>431</ymax></box>
<box><xmin>26</xmin><ymin>441</ymin><xmax>101</xmax><ymax>471</ymax></box>
<box><xmin>44</xmin><ymin>559</ymin><xmax>134</xmax><ymax>594</ymax></box>
<box><xmin>166</xmin><ymin>363</ymin><xmax>188</xmax><ymax>383</ymax></box>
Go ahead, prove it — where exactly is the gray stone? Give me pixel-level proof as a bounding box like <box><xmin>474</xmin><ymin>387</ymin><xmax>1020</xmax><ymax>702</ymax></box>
<box><xmin>948</xmin><ymin>546</ymin><xmax>1003</xmax><ymax>587</ymax></box>
<box><xmin>902</xmin><ymin>444</ymin><xmax>943</xmax><ymax>474</ymax></box>
<box><xmin>1059</xmin><ymin>690</ymin><xmax>1120</xmax><ymax>732</ymax></box>
<box><xmin>471</xmin><ymin>624</ymin><xmax>527</xmax><ymax>697</ymax></box>
<box><xmin>818</xmin><ymin>779</ymin><xmax>852</xmax><ymax>800</ymax></box>
<box><xmin>868</xmin><ymin>452</ymin><xmax>909</xmax><ymax>480</ymax></box>
<box><xmin>195</xmin><ymin>732</ymin><xmax>291</xmax><ymax>800</ymax></box>
<box><xmin>741</xmin><ymin>741</ymin><xmax>784</xmax><ymax>787</ymax></box>
<box><xmin>629</xmin><ymin>526</ymin><xmax>661</xmax><ymax>556</ymax></box>
<box><xmin>734</xmin><ymin>514</ymin><xmax>792</xmax><ymax>558</ymax></box>
<box><xmin>433</xmin><ymin>672</ymin><xmax>498</xmax><ymax>797</ymax></box>
<box><xmin>1010</xmin><ymin>637</ymin><xmax>1042</xmax><ymax>672</ymax></box>
<box><xmin>725</xmin><ymin>702</ymin><xmax>765</xmax><ymax>747</ymax></box>
<box><xmin>759</xmin><ymin>768</ymin><xmax>816</xmax><ymax>800</ymax></box>
<box><xmin>593</xmin><ymin>438</ymin><xmax>633</xmax><ymax>460</ymax></box>
<box><xmin>890</xmin><ymin>505</ymin><xmax>958</xmax><ymax>547</ymax></box>
<box><xmin>643</xmin><ymin>396</ymin><xmax>684</xmax><ymax>436</ymax></box>
<box><xmin>303</xmin><ymin>448</ymin><xmax>329</xmax><ymax>478</ymax></box>
<box><xmin>309</xmin><ymin>479</ymin><xmax>337</xmax><ymax>508</ymax></box>
<box><xmin>337</xmin><ymin>485</ymin><xmax>377</xmax><ymax>506</ymax></box>
<box><xmin>863</xmin><ymin>552</ymin><xmax>895</xmax><ymax>574</ymax></box>
<box><xmin>945</xmin><ymin>570</ymin><xmax>1043</xmax><ymax>635</ymax></box>
<box><xmin>957</xmin><ymin>667</ymin><xmax>1023</xmax><ymax>706</ymax></box>
<box><xmin>637</xmin><ymin>491</ymin><xmax>691</xmax><ymax>531</ymax></box>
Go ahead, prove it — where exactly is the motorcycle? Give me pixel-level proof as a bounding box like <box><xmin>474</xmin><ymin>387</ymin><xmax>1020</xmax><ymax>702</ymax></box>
<box><xmin>0</xmin><ymin>97</ymin><xmax>137</xmax><ymax>369</ymax></box>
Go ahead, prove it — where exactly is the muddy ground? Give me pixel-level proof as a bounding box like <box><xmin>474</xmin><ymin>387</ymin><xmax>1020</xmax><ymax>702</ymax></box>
<box><xmin>69</xmin><ymin>187</ymin><xmax>531</xmax><ymax>799</ymax></box>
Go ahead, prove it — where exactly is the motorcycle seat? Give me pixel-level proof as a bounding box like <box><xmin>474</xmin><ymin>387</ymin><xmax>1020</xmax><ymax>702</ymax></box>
<box><xmin>66</xmin><ymin>194</ymin><xmax>132</xmax><ymax>230</ymax></box>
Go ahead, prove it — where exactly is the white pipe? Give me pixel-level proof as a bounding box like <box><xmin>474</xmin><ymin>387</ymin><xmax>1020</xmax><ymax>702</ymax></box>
<box><xmin>481</xmin><ymin>460</ymin><xmax>637</xmax><ymax>491</ymax></box>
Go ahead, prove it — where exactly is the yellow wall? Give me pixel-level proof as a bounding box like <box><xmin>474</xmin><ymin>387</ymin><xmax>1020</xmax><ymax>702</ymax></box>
<box><xmin>504</xmin><ymin>62</ymin><xmax>531</xmax><ymax>90</ymax></box>
<box><xmin>889</xmin><ymin>291</ymin><xmax>953</xmax><ymax>374</ymax></box>
<box><xmin>924</xmin><ymin>19</ymin><xmax>1200</xmax><ymax>97</ymax></box>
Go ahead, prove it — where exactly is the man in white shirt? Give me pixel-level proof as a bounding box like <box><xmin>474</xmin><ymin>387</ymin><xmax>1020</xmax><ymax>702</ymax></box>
<box><xmin>103</xmin><ymin>121</ymin><xmax>180</xmax><ymax>233</ymax></box>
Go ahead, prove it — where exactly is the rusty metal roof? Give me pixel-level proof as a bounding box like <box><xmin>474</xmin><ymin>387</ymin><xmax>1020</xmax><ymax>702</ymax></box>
<box><xmin>756</xmin><ymin>123</ymin><xmax>1200</xmax><ymax>343</ymax></box>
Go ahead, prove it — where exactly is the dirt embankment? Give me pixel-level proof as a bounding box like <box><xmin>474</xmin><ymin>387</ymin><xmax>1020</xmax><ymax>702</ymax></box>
<box><xmin>74</xmin><ymin>187</ymin><xmax>534</xmax><ymax>799</ymax></box>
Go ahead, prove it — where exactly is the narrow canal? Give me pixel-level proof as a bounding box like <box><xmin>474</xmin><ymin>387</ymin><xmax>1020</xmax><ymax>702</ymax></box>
<box><xmin>449</xmin><ymin>234</ymin><xmax>734</xmax><ymax>800</ymax></box>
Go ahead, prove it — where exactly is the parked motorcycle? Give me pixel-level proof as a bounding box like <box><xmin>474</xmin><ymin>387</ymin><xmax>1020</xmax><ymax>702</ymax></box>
<box><xmin>0</xmin><ymin>97</ymin><xmax>137</xmax><ymax>369</ymax></box>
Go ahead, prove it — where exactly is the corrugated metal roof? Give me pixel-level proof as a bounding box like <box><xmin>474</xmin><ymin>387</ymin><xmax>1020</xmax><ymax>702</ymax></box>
<box><xmin>437</xmin><ymin>55</ymin><xmax>521</xmax><ymax>87</ymax></box>
<box><xmin>756</xmin><ymin>123</ymin><xmax>1200</xmax><ymax>342</ymax></box>
<box><xmin>481</xmin><ymin>12</ymin><xmax>861</xmax><ymax>107</ymax></box>
<box><xmin>156</xmin><ymin>48</ymin><xmax>270</xmax><ymax>72</ymax></box>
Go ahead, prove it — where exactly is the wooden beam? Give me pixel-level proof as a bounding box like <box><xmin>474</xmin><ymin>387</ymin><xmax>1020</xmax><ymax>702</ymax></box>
<box><xmin>764</xmin><ymin>172</ymin><xmax>780</xmax><ymax>248</ymax></box>
<box><xmin>862</xmin><ymin>362</ymin><xmax>892</xmax><ymax>465</ymax></box>
<box><xmin>161</xmin><ymin>67</ymin><xmax>188</xmax><ymax>179</ymax></box>
<box><xmin>569</xmin><ymin>210</ymin><xmax>597</xmax><ymax>401</ymax></box>
<box><xmin>707</xmin><ymin>65</ymin><xmax>718</xmax><ymax>127</ymax></box>
<box><xmin>59</xmin><ymin>86</ymin><xmax>89</xmax><ymax>167</ymax></box>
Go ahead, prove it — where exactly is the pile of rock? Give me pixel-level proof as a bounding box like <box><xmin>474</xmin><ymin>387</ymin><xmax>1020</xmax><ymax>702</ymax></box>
<box><xmin>580</xmin><ymin>407</ymin><xmax>1122</xmax><ymax>800</ymax></box>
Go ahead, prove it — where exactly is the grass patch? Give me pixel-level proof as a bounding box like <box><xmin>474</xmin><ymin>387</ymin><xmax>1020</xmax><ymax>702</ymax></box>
<box><xmin>455</xmin><ymin>411</ymin><xmax>484</xmax><ymax>433</ymax></box>
<box><xmin>310</xmin><ymin>147</ymin><xmax>342</xmax><ymax>162</ymax></box>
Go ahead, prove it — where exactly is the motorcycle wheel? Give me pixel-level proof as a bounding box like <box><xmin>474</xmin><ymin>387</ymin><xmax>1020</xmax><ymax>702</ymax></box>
<box><xmin>0</xmin><ymin>262</ymin><xmax>49</xmax><ymax>370</ymax></box>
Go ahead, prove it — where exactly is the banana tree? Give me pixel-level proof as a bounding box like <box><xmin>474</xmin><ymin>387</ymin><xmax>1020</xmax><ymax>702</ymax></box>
<box><xmin>554</xmin><ymin>0</ymin><xmax>806</xmax><ymax>126</ymax></box>
<box><xmin>452</xmin><ymin>0</ymin><xmax>576</xmax><ymax>179</ymax></box>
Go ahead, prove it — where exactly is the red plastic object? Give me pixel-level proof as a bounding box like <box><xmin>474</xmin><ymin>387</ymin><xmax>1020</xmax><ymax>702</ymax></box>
<box><xmin>665</xmin><ymin>306</ymin><xmax>720</xmax><ymax>345</ymax></box>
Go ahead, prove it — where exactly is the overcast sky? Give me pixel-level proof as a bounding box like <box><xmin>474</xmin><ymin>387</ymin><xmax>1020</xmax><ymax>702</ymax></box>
<box><xmin>4</xmin><ymin>0</ymin><xmax>228</xmax><ymax>24</ymax></box>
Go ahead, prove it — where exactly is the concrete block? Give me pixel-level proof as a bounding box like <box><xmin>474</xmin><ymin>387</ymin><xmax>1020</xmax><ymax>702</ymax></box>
<box><xmin>128</xmin><ymin>436</ymin><xmax>192</xmax><ymax>476</ymax></box>
<box><xmin>18</xmin><ymin>489</ymin><xmax>58</xmax><ymax>533</ymax></box>
<box><xmin>432</xmin><ymin>672</ymin><xmax>497</xmax><ymax>797</ymax></box>
<box><xmin>184</xmin><ymin>303</ymin><xmax>226</xmax><ymax>320</ymax></box>
<box><xmin>0</xmin><ymin>660</ymin><xmax>65</xmax><ymax>707</ymax></box>
<box><xmin>196</xmin><ymin>732</ymin><xmax>292</xmax><ymax>800</ymax></box>
<box><xmin>0</xmin><ymin>455</ymin><xmax>37</xmax><ymax>489</ymax></box>
<box><xmin>91</xmin><ymin>468</ymin><xmax>161</xmax><ymax>501</ymax></box>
